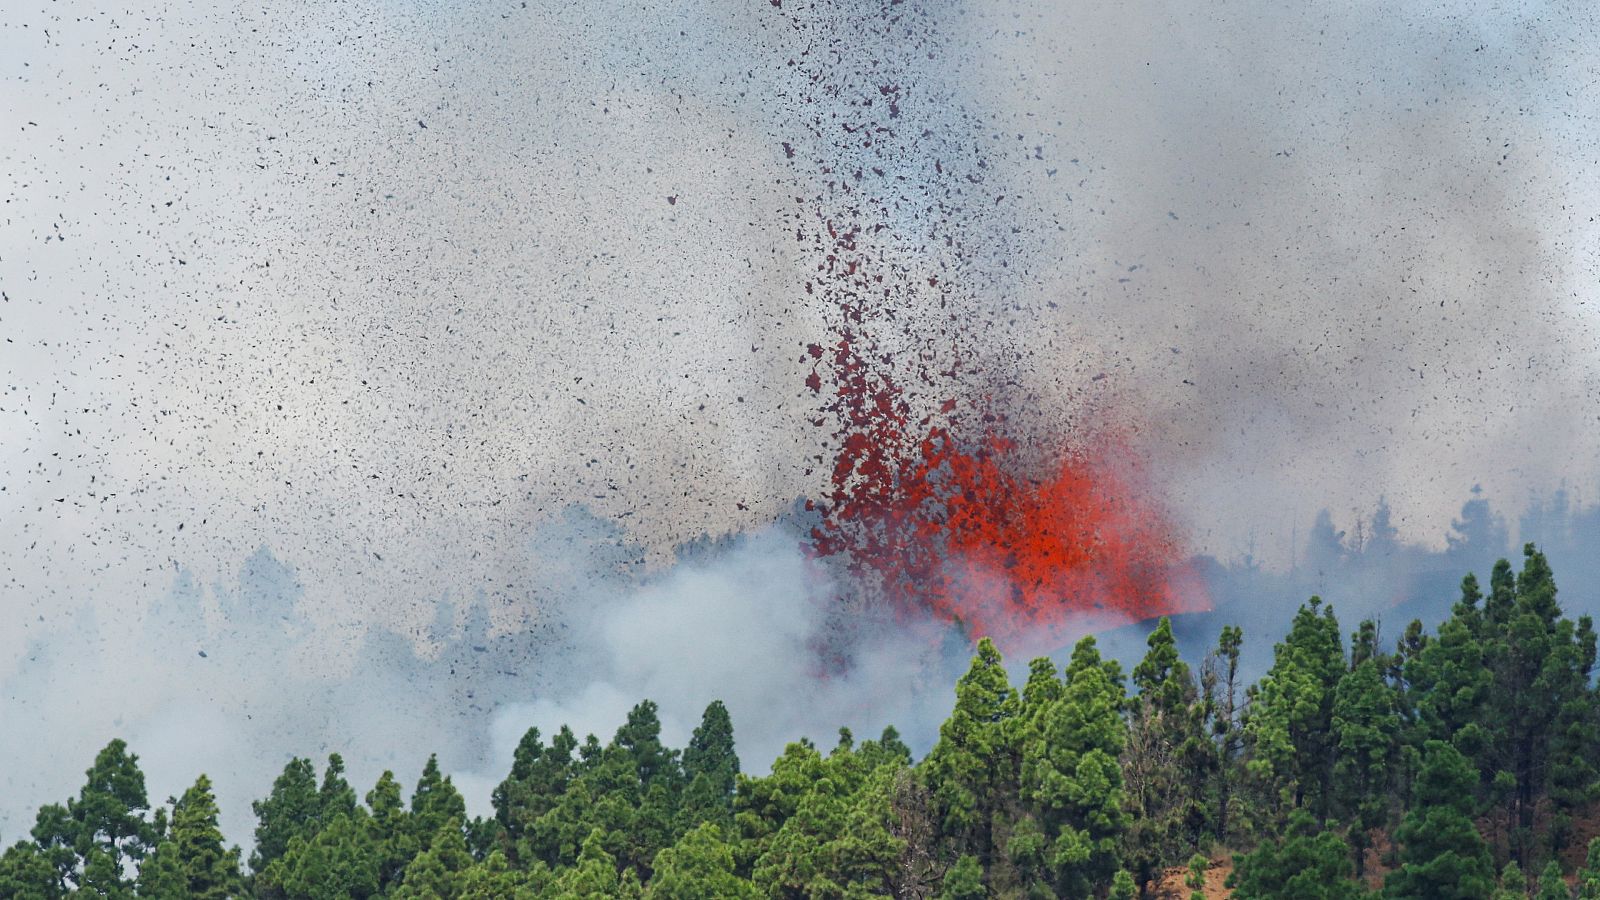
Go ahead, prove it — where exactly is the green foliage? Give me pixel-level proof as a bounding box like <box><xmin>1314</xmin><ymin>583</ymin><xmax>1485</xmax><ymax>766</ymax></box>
<box><xmin>1014</xmin><ymin>636</ymin><xmax>1129</xmax><ymax>897</ymax></box>
<box><xmin>683</xmin><ymin>701</ymin><xmax>740</xmax><ymax>798</ymax></box>
<box><xmin>548</xmin><ymin>828</ymin><xmax>640</xmax><ymax>899</ymax></box>
<box><xmin>264</xmin><ymin>812</ymin><xmax>381</xmax><ymax>900</ymax></box>
<box><xmin>1579</xmin><ymin>837</ymin><xmax>1600</xmax><ymax>900</ymax></box>
<box><xmin>923</xmin><ymin>636</ymin><xmax>1019</xmax><ymax>867</ymax></box>
<box><xmin>1331</xmin><ymin>656</ymin><xmax>1399</xmax><ymax>876</ymax></box>
<box><xmin>1123</xmin><ymin>618</ymin><xmax>1214</xmax><ymax>887</ymax></box>
<box><xmin>1244</xmin><ymin>598</ymin><xmax>1346</xmax><ymax>819</ymax></box>
<box><xmin>645</xmin><ymin>823</ymin><xmax>755</xmax><ymax>899</ymax></box>
<box><xmin>748</xmin><ymin>732</ymin><xmax>907</xmax><ymax>897</ymax></box>
<box><xmin>1203</xmin><ymin>624</ymin><xmax>1247</xmax><ymax>845</ymax></box>
<box><xmin>318</xmin><ymin>755</ymin><xmax>360</xmax><ymax>826</ymax></box>
<box><xmin>1475</xmin><ymin>546</ymin><xmax>1596</xmax><ymax>862</ymax></box>
<box><xmin>27</xmin><ymin>739</ymin><xmax>160</xmax><ymax>895</ymax></box>
<box><xmin>1407</xmin><ymin>579</ymin><xmax>1492</xmax><ymax>750</ymax></box>
<box><xmin>391</xmin><ymin>817</ymin><xmax>475</xmax><ymax>899</ymax></box>
<box><xmin>0</xmin><ymin>840</ymin><xmax>60</xmax><ymax>900</ymax></box>
<box><xmin>10</xmin><ymin>548</ymin><xmax>1600</xmax><ymax>900</ymax></box>
<box><xmin>939</xmin><ymin>854</ymin><xmax>984</xmax><ymax>900</ymax></box>
<box><xmin>734</xmin><ymin>739</ymin><xmax>823</xmax><ymax>873</ymax></box>
<box><xmin>252</xmin><ymin>758</ymin><xmax>320</xmax><ymax>873</ymax></box>
<box><xmin>456</xmin><ymin>850</ymin><xmax>543</xmax><ymax>899</ymax></box>
<box><xmin>493</xmin><ymin>724</ymin><xmax>579</xmax><ymax>865</ymax></box>
<box><xmin>410</xmin><ymin>755</ymin><xmax>467</xmax><ymax>844</ymax></box>
<box><xmin>1384</xmin><ymin>741</ymin><xmax>1496</xmax><ymax>900</ymax></box>
<box><xmin>137</xmin><ymin>774</ymin><xmax>244</xmax><ymax>899</ymax></box>
<box><xmin>1496</xmin><ymin>861</ymin><xmax>1527</xmax><ymax>900</ymax></box>
<box><xmin>1109</xmin><ymin>868</ymin><xmax>1137</xmax><ymax>900</ymax></box>
<box><xmin>1574</xmin><ymin>832</ymin><xmax>1600</xmax><ymax>896</ymax></box>
<box><xmin>1230</xmin><ymin>810</ymin><xmax>1365</xmax><ymax>900</ymax></box>
<box><xmin>1187</xmin><ymin>852</ymin><xmax>1210</xmax><ymax>900</ymax></box>
<box><xmin>1535</xmin><ymin>859</ymin><xmax>1569</xmax><ymax>900</ymax></box>
<box><xmin>366</xmin><ymin>769</ymin><xmax>421</xmax><ymax>890</ymax></box>
<box><xmin>681</xmin><ymin>702</ymin><xmax>740</xmax><ymax>832</ymax></box>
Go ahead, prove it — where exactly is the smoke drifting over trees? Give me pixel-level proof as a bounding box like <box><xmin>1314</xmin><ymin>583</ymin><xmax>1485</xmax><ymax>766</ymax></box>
<box><xmin>6</xmin><ymin>484</ymin><xmax>1600</xmax><ymax>857</ymax></box>
<box><xmin>7</xmin><ymin>0</ymin><xmax>1600</xmax><ymax>889</ymax></box>
<box><xmin>6</xmin><ymin>546</ymin><xmax>1600</xmax><ymax>897</ymax></box>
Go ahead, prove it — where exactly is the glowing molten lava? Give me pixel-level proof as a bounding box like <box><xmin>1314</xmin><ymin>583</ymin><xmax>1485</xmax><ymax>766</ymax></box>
<box><xmin>805</xmin><ymin>328</ymin><xmax>1205</xmax><ymax>650</ymax></box>
<box><xmin>768</xmin><ymin>0</ymin><xmax>1202</xmax><ymax>649</ymax></box>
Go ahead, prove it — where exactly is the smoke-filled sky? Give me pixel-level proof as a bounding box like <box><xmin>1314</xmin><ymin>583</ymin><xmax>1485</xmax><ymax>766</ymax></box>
<box><xmin>5</xmin><ymin>0</ymin><xmax>1600</xmax><ymax>846</ymax></box>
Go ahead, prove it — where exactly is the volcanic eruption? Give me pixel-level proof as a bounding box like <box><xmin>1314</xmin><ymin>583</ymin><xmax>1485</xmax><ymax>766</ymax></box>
<box><xmin>771</xmin><ymin>0</ymin><xmax>1206</xmax><ymax>650</ymax></box>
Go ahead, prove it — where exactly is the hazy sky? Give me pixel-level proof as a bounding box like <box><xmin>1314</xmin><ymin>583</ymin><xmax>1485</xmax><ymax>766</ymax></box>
<box><xmin>6</xmin><ymin>0</ymin><xmax>1600</xmax><ymax>658</ymax></box>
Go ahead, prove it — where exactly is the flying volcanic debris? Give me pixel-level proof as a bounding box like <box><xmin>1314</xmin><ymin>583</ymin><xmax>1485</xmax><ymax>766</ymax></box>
<box><xmin>768</xmin><ymin>0</ymin><xmax>1207</xmax><ymax>651</ymax></box>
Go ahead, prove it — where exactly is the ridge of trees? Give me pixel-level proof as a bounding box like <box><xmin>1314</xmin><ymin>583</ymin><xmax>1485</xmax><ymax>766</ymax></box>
<box><xmin>4</xmin><ymin>545</ymin><xmax>1600</xmax><ymax>898</ymax></box>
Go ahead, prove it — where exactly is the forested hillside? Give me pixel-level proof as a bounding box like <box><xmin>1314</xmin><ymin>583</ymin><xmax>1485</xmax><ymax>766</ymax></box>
<box><xmin>5</xmin><ymin>543</ymin><xmax>1600</xmax><ymax>899</ymax></box>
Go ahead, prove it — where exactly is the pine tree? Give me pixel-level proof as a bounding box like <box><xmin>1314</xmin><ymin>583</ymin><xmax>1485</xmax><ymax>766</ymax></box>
<box><xmin>1202</xmin><ymin>624</ymin><xmax>1245</xmax><ymax>844</ymax></box>
<box><xmin>550</xmin><ymin>828</ymin><xmax>634</xmax><ymax>899</ymax></box>
<box><xmin>318</xmin><ymin>754</ymin><xmax>360</xmax><ymax>824</ymax></box>
<box><xmin>1576</xmin><ymin>837</ymin><xmax>1600</xmax><ymax>899</ymax></box>
<box><xmin>411</xmin><ymin>754</ymin><xmax>467</xmax><ymax>843</ymax></box>
<box><xmin>80</xmin><ymin>846</ymin><xmax>134</xmax><ymax>899</ymax></box>
<box><xmin>923</xmin><ymin>637</ymin><xmax>1019</xmax><ymax>870</ymax></box>
<box><xmin>1495</xmin><ymin>861</ymin><xmax>1527</xmax><ymax>900</ymax></box>
<box><xmin>138</xmin><ymin>775</ymin><xmax>243</xmax><ymax>899</ymax></box>
<box><xmin>680</xmin><ymin>701</ymin><xmax>739</xmax><ymax>829</ymax></box>
<box><xmin>1019</xmin><ymin>656</ymin><xmax>1065</xmax><ymax>730</ymax></box>
<box><xmin>645</xmin><ymin>823</ymin><xmax>755</xmax><ymax>899</ymax></box>
<box><xmin>269</xmin><ymin>811</ymin><xmax>382</xmax><ymax>900</ymax></box>
<box><xmin>466</xmin><ymin>814</ymin><xmax>501</xmax><ymax>861</ymax></box>
<box><xmin>614</xmin><ymin>701</ymin><xmax>681</xmax><ymax>791</ymax></box>
<box><xmin>1186</xmin><ymin>852</ymin><xmax>1210</xmax><ymax>900</ymax></box>
<box><xmin>29</xmin><ymin>739</ymin><xmax>158</xmax><ymax>894</ymax></box>
<box><xmin>1015</xmin><ymin>636</ymin><xmax>1129</xmax><ymax>898</ymax></box>
<box><xmin>365</xmin><ymin>770</ymin><xmax>420</xmax><ymax>891</ymax></box>
<box><xmin>1331</xmin><ymin>656</ymin><xmax>1399</xmax><ymax>877</ymax></box>
<box><xmin>1244</xmin><ymin>598</ymin><xmax>1346</xmax><ymax>820</ymax></box>
<box><xmin>457</xmin><ymin>848</ymin><xmax>547</xmax><ymax>899</ymax></box>
<box><xmin>683</xmin><ymin>701</ymin><xmax>739</xmax><ymax>797</ymax></box>
<box><xmin>0</xmin><ymin>841</ymin><xmax>60</xmax><ymax>900</ymax></box>
<box><xmin>252</xmin><ymin>758</ymin><xmax>320</xmax><ymax>873</ymax></box>
<box><xmin>1351</xmin><ymin>619</ymin><xmax>1381</xmax><ymax>668</ymax></box>
<box><xmin>1547</xmin><ymin>613</ymin><xmax>1599</xmax><ymax>854</ymax></box>
<box><xmin>1123</xmin><ymin>617</ymin><xmax>1213</xmax><ymax>887</ymax></box>
<box><xmin>1535</xmin><ymin>859</ymin><xmax>1569</xmax><ymax>900</ymax></box>
<box><xmin>749</xmin><ymin>738</ymin><xmax>905</xmax><ymax>897</ymax></box>
<box><xmin>493</xmin><ymin>726</ymin><xmax>578</xmax><ymax>849</ymax></box>
<box><xmin>1229</xmin><ymin>810</ymin><xmax>1364</xmax><ymax>900</ymax></box>
<box><xmin>1475</xmin><ymin>546</ymin><xmax>1595</xmax><ymax>863</ymax></box>
<box><xmin>1407</xmin><ymin>585</ymin><xmax>1492</xmax><ymax>751</ymax></box>
<box><xmin>1384</xmin><ymin>741</ymin><xmax>1495</xmax><ymax>900</ymax></box>
<box><xmin>732</xmin><ymin>739</ymin><xmax>825</xmax><ymax>875</ymax></box>
<box><xmin>392</xmin><ymin>817</ymin><xmax>475</xmax><ymax>899</ymax></box>
<box><xmin>939</xmin><ymin>854</ymin><xmax>984</xmax><ymax>900</ymax></box>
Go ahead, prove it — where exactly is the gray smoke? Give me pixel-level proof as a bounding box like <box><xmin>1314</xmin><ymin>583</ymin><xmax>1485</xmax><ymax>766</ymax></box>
<box><xmin>6</xmin><ymin>0</ymin><xmax>1600</xmax><ymax>854</ymax></box>
<box><xmin>955</xmin><ymin>0</ymin><xmax>1600</xmax><ymax>560</ymax></box>
<box><xmin>0</xmin><ymin>511</ymin><xmax>972</xmax><ymax>848</ymax></box>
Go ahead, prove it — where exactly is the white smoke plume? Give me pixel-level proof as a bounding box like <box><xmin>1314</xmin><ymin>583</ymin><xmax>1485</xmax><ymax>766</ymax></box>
<box><xmin>0</xmin><ymin>515</ymin><xmax>971</xmax><ymax>849</ymax></box>
<box><xmin>7</xmin><ymin>0</ymin><xmax>1600</xmax><ymax>855</ymax></box>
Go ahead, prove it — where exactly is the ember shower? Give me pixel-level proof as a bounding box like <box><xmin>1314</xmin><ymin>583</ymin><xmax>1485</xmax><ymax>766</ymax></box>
<box><xmin>773</xmin><ymin>1</ymin><xmax>1204</xmax><ymax>647</ymax></box>
<box><xmin>6</xmin><ymin>0</ymin><xmax>1600</xmax><ymax>851</ymax></box>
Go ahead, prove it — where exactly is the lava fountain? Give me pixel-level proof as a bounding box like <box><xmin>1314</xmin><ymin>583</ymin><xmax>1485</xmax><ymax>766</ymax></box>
<box><xmin>773</xmin><ymin>1</ymin><xmax>1206</xmax><ymax>650</ymax></box>
<box><xmin>802</xmin><ymin>313</ymin><xmax>1206</xmax><ymax>651</ymax></box>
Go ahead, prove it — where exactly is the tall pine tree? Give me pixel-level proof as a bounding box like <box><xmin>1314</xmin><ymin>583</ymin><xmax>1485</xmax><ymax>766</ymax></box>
<box><xmin>138</xmin><ymin>775</ymin><xmax>243</xmax><ymax>899</ymax></box>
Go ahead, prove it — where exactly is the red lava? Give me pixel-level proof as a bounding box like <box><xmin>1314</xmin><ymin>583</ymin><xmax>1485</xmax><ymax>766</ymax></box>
<box><xmin>803</xmin><ymin>321</ymin><xmax>1206</xmax><ymax>651</ymax></box>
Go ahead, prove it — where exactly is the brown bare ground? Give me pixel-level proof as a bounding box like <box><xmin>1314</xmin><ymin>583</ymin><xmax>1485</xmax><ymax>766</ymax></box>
<box><xmin>1148</xmin><ymin>854</ymin><xmax>1234</xmax><ymax>899</ymax></box>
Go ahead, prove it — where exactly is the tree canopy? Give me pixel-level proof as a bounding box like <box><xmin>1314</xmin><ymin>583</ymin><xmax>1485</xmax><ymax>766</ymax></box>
<box><xmin>6</xmin><ymin>547</ymin><xmax>1600</xmax><ymax>898</ymax></box>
